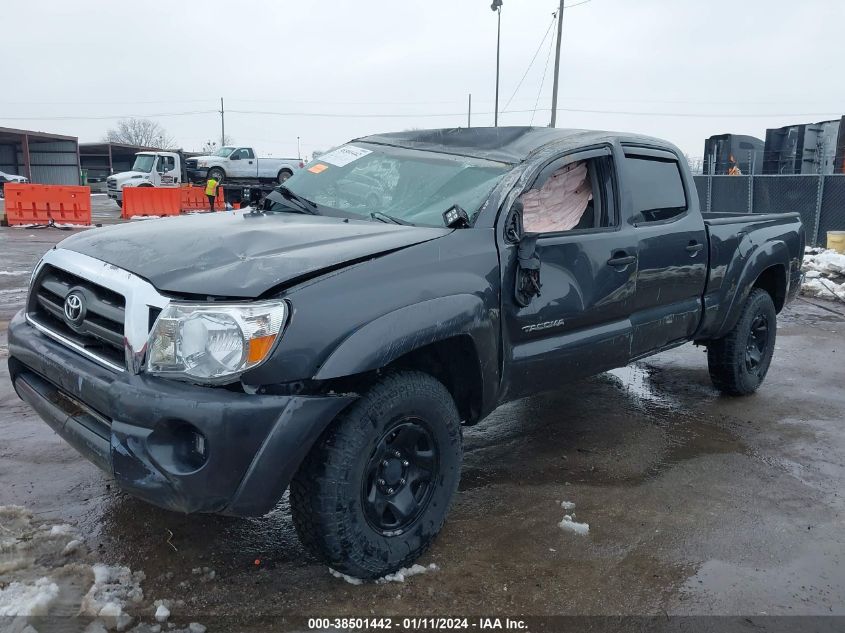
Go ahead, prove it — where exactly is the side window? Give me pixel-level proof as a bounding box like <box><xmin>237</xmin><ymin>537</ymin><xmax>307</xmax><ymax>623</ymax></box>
<box><xmin>238</xmin><ymin>148</ymin><xmax>253</xmax><ymax>159</ymax></box>
<box><xmin>624</xmin><ymin>155</ymin><xmax>687</xmax><ymax>223</ymax></box>
<box><xmin>159</xmin><ymin>156</ymin><xmax>175</xmax><ymax>172</ymax></box>
<box><xmin>519</xmin><ymin>156</ymin><xmax>615</xmax><ymax>234</ymax></box>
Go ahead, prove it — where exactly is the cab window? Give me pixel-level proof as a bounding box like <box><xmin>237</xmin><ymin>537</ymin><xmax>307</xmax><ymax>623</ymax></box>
<box><xmin>623</xmin><ymin>155</ymin><xmax>687</xmax><ymax>223</ymax></box>
<box><xmin>519</xmin><ymin>155</ymin><xmax>615</xmax><ymax>234</ymax></box>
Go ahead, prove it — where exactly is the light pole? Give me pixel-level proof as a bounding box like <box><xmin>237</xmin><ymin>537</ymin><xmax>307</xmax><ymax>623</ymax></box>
<box><xmin>549</xmin><ymin>0</ymin><xmax>564</xmax><ymax>127</ymax></box>
<box><xmin>491</xmin><ymin>0</ymin><xmax>503</xmax><ymax>127</ymax></box>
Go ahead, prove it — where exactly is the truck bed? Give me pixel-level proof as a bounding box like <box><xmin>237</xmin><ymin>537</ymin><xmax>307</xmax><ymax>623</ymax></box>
<box><xmin>696</xmin><ymin>210</ymin><xmax>804</xmax><ymax>341</ymax></box>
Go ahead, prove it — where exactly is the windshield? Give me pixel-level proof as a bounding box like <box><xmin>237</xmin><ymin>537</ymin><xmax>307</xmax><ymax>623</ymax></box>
<box><xmin>274</xmin><ymin>143</ymin><xmax>509</xmax><ymax>227</ymax></box>
<box><xmin>131</xmin><ymin>155</ymin><xmax>156</xmax><ymax>173</ymax></box>
<box><xmin>214</xmin><ymin>146</ymin><xmax>235</xmax><ymax>157</ymax></box>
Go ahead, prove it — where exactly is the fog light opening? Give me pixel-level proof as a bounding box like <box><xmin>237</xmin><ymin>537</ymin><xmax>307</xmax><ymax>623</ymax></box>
<box><xmin>147</xmin><ymin>420</ymin><xmax>210</xmax><ymax>475</ymax></box>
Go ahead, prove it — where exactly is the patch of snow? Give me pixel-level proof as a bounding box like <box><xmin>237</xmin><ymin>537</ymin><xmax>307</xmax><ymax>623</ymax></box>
<box><xmin>802</xmin><ymin>248</ymin><xmax>845</xmax><ymax>301</ymax></box>
<box><xmin>155</xmin><ymin>604</ymin><xmax>171</xmax><ymax>623</ymax></box>
<box><xmin>0</xmin><ymin>577</ymin><xmax>60</xmax><ymax>616</ymax></box>
<box><xmin>560</xmin><ymin>501</ymin><xmax>576</xmax><ymax>510</ymax></box>
<box><xmin>49</xmin><ymin>523</ymin><xmax>76</xmax><ymax>536</ymax></box>
<box><xmin>328</xmin><ymin>568</ymin><xmax>363</xmax><ymax>585</ymax></box>
<box><xmin>377</xmin><ymin>563</ymin><xmax>439</xmax><ymax>584</ymax></box>
<box><xmin>0</xmin><ymin>505</ymin><xmax>206</xmax><ymax>632</ymax></box>
<box><xmin>559</xmin><ymin>514</ymin><xmax>590</xmax><ymax>536</ymax></box>
<box><xmin>188</xmin><ymin>623</ymin><xmax>207</xmax><ymax>633</ymax></box>
<box><xmin>130</xmin><ymin>215</ymin><xmax>160</xmax><ymax>220</ymax></box>
<box><xmin>0</xmin><ymin>270</ymin><xmax>29</xmax><ymax>276</ymax></box>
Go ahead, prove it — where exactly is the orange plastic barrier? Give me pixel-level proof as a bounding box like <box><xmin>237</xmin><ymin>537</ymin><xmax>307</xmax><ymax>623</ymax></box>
<box><xmin>180</xmin><ymin>184</ymin><xmax>225</xmax><ymax>212</ymax></box>
<box><xmin>4</xmin><ymin>184</ymin><xmax>91</xmax><ymax>226</ymax></box>
<box><xmin>122</xmin><ymin>187</ymin><xmax>181</xmax><ymax>219</ymax></box>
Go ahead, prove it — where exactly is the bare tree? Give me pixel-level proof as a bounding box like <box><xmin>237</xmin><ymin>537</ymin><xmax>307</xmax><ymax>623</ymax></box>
<box><xmin>200</xmin><ymin>135</ymin><xmax>234</xmax><ymax>154</ymax></box>
<box><xmin>103</xmin><ymin>118</ymin><xmax>176</xmax><ymax>149</ymax></box>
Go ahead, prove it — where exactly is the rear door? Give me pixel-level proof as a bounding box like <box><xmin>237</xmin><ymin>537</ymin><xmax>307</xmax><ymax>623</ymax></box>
<box><xmin>500</xmin><ymin>145</ymin><xmax>638</xmax><ymax>400</ymax></box>
<box><xmin>620</xmin><ymin>146</ymin><xmax>708</xmax><ymax>357</ymax></box>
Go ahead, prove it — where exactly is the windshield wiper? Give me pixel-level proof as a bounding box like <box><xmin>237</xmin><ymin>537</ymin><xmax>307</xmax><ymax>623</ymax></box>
<box><xmin>370</xmin><ymin>211</ymin><xmax>414</xmax><ymax>226</ymax></box>
<box><xmin>276</xmin><ymin>185</ymin><xmax>320</xmax><ymax>215</ymax></box>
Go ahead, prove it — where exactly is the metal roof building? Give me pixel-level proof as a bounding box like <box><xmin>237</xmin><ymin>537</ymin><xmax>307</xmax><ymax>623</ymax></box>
<box><xmin>79</xmin><ymin>142</ymin><xmax>163</xmax><ymax>183</ymax></box>
<box><xmin>0</xmin><ymin>126</ymin><xmax>81</xmax><ymax>185</ymax></box>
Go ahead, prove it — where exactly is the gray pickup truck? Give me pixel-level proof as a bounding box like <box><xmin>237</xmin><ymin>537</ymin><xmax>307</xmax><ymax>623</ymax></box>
<box><xmin>8</xmin><ymin>127</ymin><xmax>804</xmax><ymax>579</ymax></box>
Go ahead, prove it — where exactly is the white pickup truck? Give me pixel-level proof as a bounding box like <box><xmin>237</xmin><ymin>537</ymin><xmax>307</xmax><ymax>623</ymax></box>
<box><xmin>185</xmin><ymin>147</ymin><xmax>303</xmax><ymax>184</ymax></box>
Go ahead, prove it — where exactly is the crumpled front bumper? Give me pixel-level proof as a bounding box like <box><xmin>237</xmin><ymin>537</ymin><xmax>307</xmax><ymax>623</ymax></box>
<box><xmin>8</xmin><ymin>310</ymin><xmax>355</xmax><ymax>516</ymax></box>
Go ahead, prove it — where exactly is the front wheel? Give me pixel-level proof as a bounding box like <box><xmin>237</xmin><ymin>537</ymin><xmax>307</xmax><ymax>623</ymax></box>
<box><xmin>207</xmin><ymin>167</ymin><xmax>225</xmax><ymax>183</ymax></box>
<box><xmin>290</xmin><ymin>371</ymin><xmax>462</xmax><ymax>580</ymax></box>
<box><xmin>707</xmin><ymin>288</ymin><xmax>777</xmax><ymax>395</ymax></box>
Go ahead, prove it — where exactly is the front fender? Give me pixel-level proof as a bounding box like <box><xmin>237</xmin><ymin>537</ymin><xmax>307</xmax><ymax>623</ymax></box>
<box><xmin>315</xmin><ymin>294</ymin><xmax>500</xmax><ymax>411</ymax></box>
<box><xmin>711</xmin><ymin>239</ymin><xmax>789</xmax><ymax>339</ymax></box>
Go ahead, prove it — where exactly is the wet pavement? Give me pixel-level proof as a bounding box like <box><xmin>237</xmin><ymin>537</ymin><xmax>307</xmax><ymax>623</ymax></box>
<box><xmin>1</xmin><ymin>221</ymin><xmax>845</xmax><ymax>629</ymax></box>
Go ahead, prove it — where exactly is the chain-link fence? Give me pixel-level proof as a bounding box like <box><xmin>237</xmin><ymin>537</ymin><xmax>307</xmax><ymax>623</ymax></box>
<box><xmin>693</xmin><ymin>174</ymin><xmax>845</xmax><ymax>245</ymax></box>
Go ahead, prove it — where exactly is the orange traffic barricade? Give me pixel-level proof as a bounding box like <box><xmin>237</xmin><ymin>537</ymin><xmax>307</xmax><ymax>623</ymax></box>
<box><xmin>122</xmin><ymin>187</ymin><xmax>181</xmax><ymax>219</ymax></box>
<box><xmin>180</xmin><ymin>184</ymin><xmax>225</xmax><ymax>213</ymax></box>
<box><xmin>4</xmin><ymin>183</ymin><xmax>91</xmax><ymax>226</ymax></box>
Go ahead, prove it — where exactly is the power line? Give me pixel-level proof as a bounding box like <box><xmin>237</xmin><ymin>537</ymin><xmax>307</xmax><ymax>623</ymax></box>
<box><xmin>503</xmin><ymin>14</ymin><xmax>557</xmax><ymax>112</ymax></box>
<box><xmin>227</xmin><ymin>107</ymin><xmax>845</xmax><ymax>120</ymax></box>
<box><xmin>0</xmin><ymin>110</ymin><xmax>216</xmax><ymax>121</ymax></box>
<box><xmin>2</xmin><ymin>106</ymin><xmax>843</xmax><ymax>124</ymax></box>
<box><xmin>531</xmin><ymin>23</ymin><xmax>558</xmax><ymax>125</ymax></box>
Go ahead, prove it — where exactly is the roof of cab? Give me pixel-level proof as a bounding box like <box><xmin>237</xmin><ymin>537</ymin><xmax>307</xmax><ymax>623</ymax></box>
<box><xmin>355</xmin><ymin>126</ymin><xmax>675</xmax><ymax>164</ymax></box>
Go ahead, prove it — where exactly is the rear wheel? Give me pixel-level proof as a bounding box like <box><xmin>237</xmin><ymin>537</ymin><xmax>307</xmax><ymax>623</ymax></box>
<box><xmin>277</xmin><ymin>169</ymin><xmax>293</xmax><ymax>184</ymax></box>
<box><xmin>707</xmin><ymin>288</ymin><xmax>777</xmax><ymax>395</ymax></box>
<box><xmin>290</xmin><ymin>371</ymin><xmax>462</xmax><ymax>580</ymax></box>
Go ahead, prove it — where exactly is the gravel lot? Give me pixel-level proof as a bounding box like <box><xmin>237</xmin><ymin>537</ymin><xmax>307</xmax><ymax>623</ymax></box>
<box><xmin>1</xmin><ymin>215</ymin><xmax>844</xmax><ymax>631</ymax></box>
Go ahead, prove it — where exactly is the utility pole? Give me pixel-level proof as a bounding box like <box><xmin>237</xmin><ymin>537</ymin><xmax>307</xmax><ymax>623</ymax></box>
<box><xmin>220</xmin><ymin>97</ymin><xmax>225</xmax><ymax>146</ymax></box>
<box><xmin>491</xmin><ymin>1</ymin><xmax>503</xmax><ymax>127</ymax></box>
<box><xmin>549</xmin><ymin>0</ymin><xmax>565</xmax><ymax>128</ymax></box>
<box><xmin>297</xmin><ymin>136</ymin><xmax>301</xmax><ymax>160</ymax></box>
<box><xmin>468</xmin><ymin>93</ymin><xmax>472</xmax><ymax>128</ymax></box>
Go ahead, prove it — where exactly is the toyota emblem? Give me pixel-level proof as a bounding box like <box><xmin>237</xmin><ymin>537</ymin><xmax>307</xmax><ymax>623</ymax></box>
<box><xmin>63</xmin><ymin>292</ymin><xmax>85</xmax><ymax>325</ymax></box>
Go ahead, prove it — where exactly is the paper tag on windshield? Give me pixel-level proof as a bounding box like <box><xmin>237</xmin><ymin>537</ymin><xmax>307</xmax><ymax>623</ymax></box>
<box><xmin>319</xmin><ymin>145</ymin><xmax>372</xmax><ymax>167</ymax></box>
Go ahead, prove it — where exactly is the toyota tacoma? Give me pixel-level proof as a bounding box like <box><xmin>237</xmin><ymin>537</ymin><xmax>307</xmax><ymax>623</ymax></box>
<box><xmin>8</xmin><ymin>127</ymin><xmax>804</xmax><ymax>579</ymax></box>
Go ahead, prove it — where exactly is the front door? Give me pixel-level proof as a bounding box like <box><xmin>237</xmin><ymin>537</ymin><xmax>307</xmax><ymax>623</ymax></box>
<box><xmin>230</xmin><ymin>148</ymin><xmax>255</xmax><ymax>178</ymax></box>
<box><xmin>155</xmin><ymin>155</ymin><xmax>179</xmax><ymax>188</ymax></box>
<box><xmin>500</xmin><ymin>147</ymin><xmax>638</xmax><ymax>400</ymax></box>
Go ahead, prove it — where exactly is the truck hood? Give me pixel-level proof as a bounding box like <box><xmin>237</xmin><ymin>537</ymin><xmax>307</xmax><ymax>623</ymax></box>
<box><xmin>109</xmin><ymin>171</ymin><xmax>151</xmax><ymax>187</ymax></box>
<box><xmin>58</xmin><ymin>212</ymin><xmax>451</xmax><ymax>298</ymax></box>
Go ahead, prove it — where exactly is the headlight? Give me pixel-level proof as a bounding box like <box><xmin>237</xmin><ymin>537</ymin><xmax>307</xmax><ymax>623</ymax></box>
<box><xmin>146</xmin><ymin>300</ymin><xmax>288</xmax><ymax>383</ymax></box>
<box><xmin>198</xmin><ymin>161</ymin><xmax>208</xmax><ymax>167</ymax></box>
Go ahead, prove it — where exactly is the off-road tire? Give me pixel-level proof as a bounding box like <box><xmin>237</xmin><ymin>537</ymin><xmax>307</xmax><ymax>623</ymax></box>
<box><xmin>707</xmin><ymin>288</ymin><xmax>777</xmax><ymax>396</ymax></box>
<box><xmin>290</xmin><ymin>371</ymin><xmax>462</xmax><ymax>580</ymax></box>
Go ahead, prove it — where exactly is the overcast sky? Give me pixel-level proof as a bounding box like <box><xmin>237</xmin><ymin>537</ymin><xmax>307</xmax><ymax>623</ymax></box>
<box><xmin>2</xmin><ymin>0</ymin><xmax>843</xmax><ymax>160</ymax></box>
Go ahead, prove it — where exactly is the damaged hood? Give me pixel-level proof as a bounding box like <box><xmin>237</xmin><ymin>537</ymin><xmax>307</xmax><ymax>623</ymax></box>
<box><xmin>58</xmin><ymin>212</ymin><xmax>451</xmax><ymax>297</ymax></box>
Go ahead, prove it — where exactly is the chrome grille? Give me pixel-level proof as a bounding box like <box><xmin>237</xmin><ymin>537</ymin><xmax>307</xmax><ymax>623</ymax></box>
<box><xmin>28</xmin><ymin>265</ymin><xmax>126</xmax><ymax>369</ymax></box>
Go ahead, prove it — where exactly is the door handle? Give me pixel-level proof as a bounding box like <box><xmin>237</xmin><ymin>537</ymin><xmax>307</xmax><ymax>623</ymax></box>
<box><xmin>686</xmin><ymin>242</ymin><xmax>704</xmax><ymax>254</ymax></box>
<box><xmin>607</xmin><ymin>253</ymin><xmax>636</xmax><ymax>267</ymax></box>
